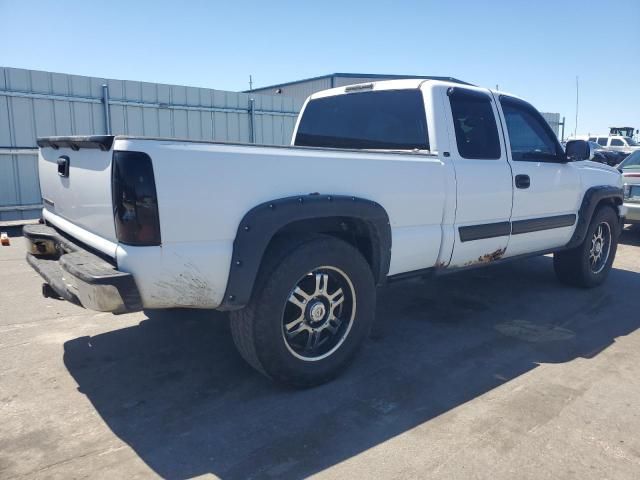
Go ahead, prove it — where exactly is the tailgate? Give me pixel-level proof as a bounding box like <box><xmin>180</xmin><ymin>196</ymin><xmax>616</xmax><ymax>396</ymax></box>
<box><xmin>37</xmin><ymin>136</ymin><xmax>117</xmax><ymax>243</ymax></box>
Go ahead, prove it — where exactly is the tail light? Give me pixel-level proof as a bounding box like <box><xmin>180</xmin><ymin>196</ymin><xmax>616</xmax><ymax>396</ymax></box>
<box><xmin>112</xmin><ymin>151</ymin><xmax>161</xmax><ymax>246</ymax></box>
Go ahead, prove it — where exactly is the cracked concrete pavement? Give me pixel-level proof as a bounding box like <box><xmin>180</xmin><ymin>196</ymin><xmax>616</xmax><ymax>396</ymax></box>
<box><xmin>1</xmin><ymin>226</ymin><xmax>640</xmax><ymax>479</ymax></box>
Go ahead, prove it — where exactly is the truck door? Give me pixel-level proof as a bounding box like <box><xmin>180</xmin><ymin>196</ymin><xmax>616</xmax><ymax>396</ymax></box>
<box><xmin>443</xmin><ymin>87</ymin><xmax>513</xmax><ymax>267</ymax></box>
<box><xmin>495</xmin><ymin>95</ymin><xmax>582</xmax><ymax>257</ymax></box>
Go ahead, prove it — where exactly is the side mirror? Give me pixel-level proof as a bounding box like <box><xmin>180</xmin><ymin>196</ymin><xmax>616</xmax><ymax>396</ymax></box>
<box><xmin>565</xmin><ymin>140</ymin><xmax>593</xmax><ymax>162</ymax></box>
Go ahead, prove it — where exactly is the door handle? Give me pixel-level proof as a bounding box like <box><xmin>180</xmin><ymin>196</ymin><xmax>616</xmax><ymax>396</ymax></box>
<box><xmin>515</xmin><ymin>174</ymin><xmax>530</xmax><ymax>189</ymax></box>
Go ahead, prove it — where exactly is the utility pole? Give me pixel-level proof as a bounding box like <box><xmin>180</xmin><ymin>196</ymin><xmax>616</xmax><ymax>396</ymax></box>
<box><xmin>249</xmin><ymin>75</ymin><xmax>253</xmax><ymax>91</ymax></box>
<box><xmin>574</xmin><ymin>76</ymin><xmax>579</xmax><ymax>137</ymax></box>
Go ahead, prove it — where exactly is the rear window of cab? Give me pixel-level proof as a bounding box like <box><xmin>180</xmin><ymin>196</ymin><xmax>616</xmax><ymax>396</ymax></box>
<box><xmin>294</xmin><ymin>89</ymin><xmax>429</xmax><ymax>151</ymax></box>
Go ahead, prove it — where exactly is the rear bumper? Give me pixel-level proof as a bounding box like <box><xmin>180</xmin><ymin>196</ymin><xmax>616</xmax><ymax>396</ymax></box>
<box><xmin>23</xmin><ymin>224</ymin><xmax>142</xmax><ymax>313</ymax></box>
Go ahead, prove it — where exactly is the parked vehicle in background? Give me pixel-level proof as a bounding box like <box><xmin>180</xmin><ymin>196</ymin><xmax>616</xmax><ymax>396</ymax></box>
<box><xmin>24</xmin><ymin>79</ymin><xmax>625</xmax><ymax>386</ymax></box>
<box><xmin>588</xmin><ymin>142</ymin><xmax>628</xmax><ymax>166</ymax></box>
<box><xmin>619</xmin><ymin>151</ymin><xmax>640</xmax><ymax>225</ymax></box>
<box><xmin>587</xmin><ymin>135</ymin><xmax>640</xmax><ymax>154</ymax></box>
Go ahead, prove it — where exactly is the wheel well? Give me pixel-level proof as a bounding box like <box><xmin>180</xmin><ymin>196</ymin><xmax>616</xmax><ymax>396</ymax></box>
<box><xmin>272</xmin><ymin>216</ymin><xmax>381</xmax><ymax>280</ymax></box>
<box><xmin>221</xmin><ymin>194</ymin><xmax>391</xmax><ymax>310</ymax></box>
<box><xmin>594</xmin><ymin>197</ymin><xmax>622</xmax><ymax>224</ymax></box>
<box><xmin>566</xmin><ymin>187</ymin><xmax>624</xmax><ymax>250</ymax></box>
<box><xmin>596</xmin><ymin>196</ymin><xmax>622</xmax><ymax>210</ymax></box>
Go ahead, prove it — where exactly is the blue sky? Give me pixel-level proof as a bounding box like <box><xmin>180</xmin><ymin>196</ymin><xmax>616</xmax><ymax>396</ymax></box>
<box><xmin>1</xmin><ymin>0</ymin><xmax>638</xmax><ymax>137</ymax></box>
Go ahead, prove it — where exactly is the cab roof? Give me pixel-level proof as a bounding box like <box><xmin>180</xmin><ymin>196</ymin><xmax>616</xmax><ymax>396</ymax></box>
<box><xmin>309</xmin><ymin>78</ymin><xmax>523</xmax><ymax>104</ymax></box>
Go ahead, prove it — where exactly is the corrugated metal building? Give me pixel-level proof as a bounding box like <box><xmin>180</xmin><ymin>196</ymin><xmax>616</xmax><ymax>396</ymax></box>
<box><xmin>0</xmin><ymin>67</ymin><xmax>303</xmax><ymax>221</ymax></box>
<box><xmin>1</xmin><ymin>68</ymin><xmax>564</xmax><ymax>222</ymax></box>
<box><xmin>248</xmin><ymin>72</ymin><xmax>563</xmax><ymax>136</ymax></box>
<box><xmin>247</xmin><ymin>73</ymin><xmax>470</xmax><ymax>101</ymax></box>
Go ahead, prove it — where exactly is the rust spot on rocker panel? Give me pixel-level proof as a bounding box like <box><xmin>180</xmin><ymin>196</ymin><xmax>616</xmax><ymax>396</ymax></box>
<box><xmin>464</xmin><ymin>247</ymin><xmax>506</xmax><ymax>267</ymax></box>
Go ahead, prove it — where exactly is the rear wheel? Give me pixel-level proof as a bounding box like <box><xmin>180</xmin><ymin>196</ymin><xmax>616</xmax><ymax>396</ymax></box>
<box><xmin>230</xmin><ymin>235</ymin><xmax>376</xmax><ymax>387</ymax></box>
<box><xmin>554</xmin><ymin>206</ymin><xmax>619</xmax><ymax>288</ymax></box>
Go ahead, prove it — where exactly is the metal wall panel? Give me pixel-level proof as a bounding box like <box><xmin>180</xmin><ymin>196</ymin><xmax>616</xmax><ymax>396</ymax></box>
<box><xmin>251</xmin><ymin>77</ymin><xmax>332</xmax><ymax>102</ymax></box>
<box><xmin>540</xmin><ymin>112</ymin><xmax>561</xmax><ymax>136</ymax></box>
<box><xmin>333</xmin><ymin>76</ymin><xmax>382</xmax><ymax>87</ymax></box>
<box><xmin>0</xmin><ymin>67</ymin><xmax>304</xmax><ymax>221</ymax></box>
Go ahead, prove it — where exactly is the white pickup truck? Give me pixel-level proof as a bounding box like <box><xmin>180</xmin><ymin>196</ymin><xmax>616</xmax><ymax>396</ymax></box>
<box><xmin>25</xmin><ymin>78</ymin><xmax>625</xmax><ymax>386</ymax></box>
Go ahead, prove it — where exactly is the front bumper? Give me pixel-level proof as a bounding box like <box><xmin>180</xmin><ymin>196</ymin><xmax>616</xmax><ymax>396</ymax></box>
<box><xmin>23</xmin><ymin>224</ymin><xmax>142</xmax><ymax>313</ymax></box>
<box><xmin>623</xmin><ymin>202</ymin><xmax>640</xmax><ymax>224</ymax></box>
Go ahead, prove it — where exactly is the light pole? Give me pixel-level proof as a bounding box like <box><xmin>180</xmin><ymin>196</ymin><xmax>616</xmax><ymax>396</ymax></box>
<box><xmin>574</xmin><ymin>76</ymin><xmax>579</xmax><ymax>137</ymax></box>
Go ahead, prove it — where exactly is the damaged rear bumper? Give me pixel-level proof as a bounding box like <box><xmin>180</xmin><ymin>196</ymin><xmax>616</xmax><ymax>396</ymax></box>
<box><xmin>23</xmin><ymin>224</ymin><xmax>142</xmax><ymax>313</ymax></box>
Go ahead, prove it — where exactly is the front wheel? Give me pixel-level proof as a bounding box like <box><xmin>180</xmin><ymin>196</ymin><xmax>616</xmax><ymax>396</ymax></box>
<box><xmin>554</xmin><ymin>206</ymin><xmax>619</xmax><ymax>288</ymax></box>
<box><xmin>230</xmin><ymin>235</ymin><xmax>376</xmax><ymax>387</ymax></box>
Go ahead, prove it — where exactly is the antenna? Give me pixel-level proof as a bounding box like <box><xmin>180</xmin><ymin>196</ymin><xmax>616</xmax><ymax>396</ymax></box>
<box><xmin>574</xmin><ymin>76</ymin><xmax>579</xmax><ymax>137</ymax></box>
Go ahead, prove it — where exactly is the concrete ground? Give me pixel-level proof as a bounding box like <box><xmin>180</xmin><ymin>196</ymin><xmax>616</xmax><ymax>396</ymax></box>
<box><xmin>1</xmin><ymin>226</ymin><xmax>640</xmax><ymax>480</ymax></box>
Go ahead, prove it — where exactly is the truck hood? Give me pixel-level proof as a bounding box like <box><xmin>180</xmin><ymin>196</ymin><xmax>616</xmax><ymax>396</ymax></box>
<box><xmin>579</xmin><ymin>160</ymin><xmax>624</xmax><ymax>190</ymax></box>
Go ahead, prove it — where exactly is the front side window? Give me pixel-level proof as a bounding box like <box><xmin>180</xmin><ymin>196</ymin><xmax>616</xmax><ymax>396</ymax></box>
<box><xmin>295</xmin><ymin>89</ymin><xmax>429</xmax><ymax>150</ymax></box>
<box><xmin>611</xmin><ymin>139</ymin><xmax>624</xmax><ymax>146</ymax></box>
<box><xmin>448</xmin><ymin>88</ymin><xmax>501</xmax><ymax>159</ymax></box>
<box><xmin>500</xmin><ymin>97</ymin><xmax>561</xmax><ymax>161</ymax></box>
<box><xmin>597</xmin><ymin>138</ymin><xmax>608</xmax><ymax>146</ymax></box>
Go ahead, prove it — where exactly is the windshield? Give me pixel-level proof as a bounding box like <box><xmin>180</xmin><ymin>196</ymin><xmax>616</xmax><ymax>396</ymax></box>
<box><xmin>589</xmin><ymin>141</ymin><xmax>603</xmax><ymax>150</ymax></box>
<box><xmin>620</xmin><ymin>151</ymin><xmax>640</xmax><ymax>169</ymax></box>
<box><xmin>623</xmin><ymin>137</ymin><xmax>638</xmax><ymax>147</ymax></box>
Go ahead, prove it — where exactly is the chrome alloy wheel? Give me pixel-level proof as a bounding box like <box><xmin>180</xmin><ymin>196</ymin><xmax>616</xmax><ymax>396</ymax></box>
<box><xmin>282</xmin><ymin>266</ymin><xmax>356</xmax><ymax>361</ymax></box>
<box><xmin>589</xmin><ymin>222</ymin><xmax>612</xmax><ymax>275</ymax></box>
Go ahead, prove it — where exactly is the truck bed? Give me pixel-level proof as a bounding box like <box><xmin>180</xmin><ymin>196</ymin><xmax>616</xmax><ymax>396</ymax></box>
<box><xmin>38</xmin><ymin>135</ymin><xmax>452</xmax><ymax>309</ymax></box>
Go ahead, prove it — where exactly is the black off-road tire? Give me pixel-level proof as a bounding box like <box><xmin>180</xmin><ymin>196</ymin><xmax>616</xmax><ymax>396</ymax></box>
<box><xmin>554</xmin><ymin>206</ymin><xmax>619</xmax><ymax>288</ymax></box>
<box><xmin>229</xmin><ymin>234</ymin><xmax>376</xmax><ymax>387</ymax></box>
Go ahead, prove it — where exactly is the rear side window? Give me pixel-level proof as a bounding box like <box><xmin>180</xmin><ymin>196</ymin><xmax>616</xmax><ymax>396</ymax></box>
<box><xmin>295</xmin><ymin>89</ymin><xmax>429</xmax><ymax>150</ymax></box>
<box><xmin>448</xmin><ymin>88</ymin><xmax>501</xmax><ymax>159</ymax></box>
<box><xmin>611</xmin><ymin>139</ymin><xmax>624</xmax><ymax>146</ymax></box>
<box><xmin>597</xmin><ymin>138</ymin><xmax>608</xmax><ymax>146</ymax></box>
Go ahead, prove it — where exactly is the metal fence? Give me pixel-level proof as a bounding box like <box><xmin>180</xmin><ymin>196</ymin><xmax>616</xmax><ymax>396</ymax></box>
<box><xmin>0</xmin><ymin>67</ymin><xmax>304</xmax><ymax>221</ymax></box>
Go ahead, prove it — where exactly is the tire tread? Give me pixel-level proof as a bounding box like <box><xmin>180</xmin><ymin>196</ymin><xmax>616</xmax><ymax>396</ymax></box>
<box><xmin>229</xmin><ymin>233</ymin><xmax>375</xmax><ymax>387</ymax></box>
<box><xmin>554</xmin><ymin>205</ymin><xmax>618</xmax><ymax>288</ymax></box>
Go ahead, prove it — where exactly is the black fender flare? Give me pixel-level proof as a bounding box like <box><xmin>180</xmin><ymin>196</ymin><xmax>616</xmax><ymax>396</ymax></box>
<box><xmin>220</xmin><ymin>194</ymin><xmax>391</xmax><ymax>310</ymax></box>
<box><xmin>566</xmin><ymin>185</ymin><xmax>623</xmax><ymax>249</ymax></box>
